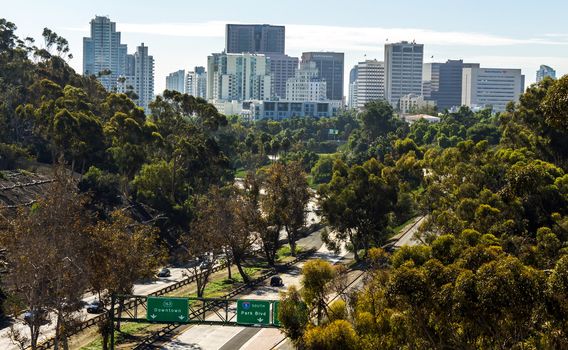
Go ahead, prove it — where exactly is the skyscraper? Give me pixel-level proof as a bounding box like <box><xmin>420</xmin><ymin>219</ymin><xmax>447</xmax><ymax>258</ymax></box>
<box><xmin>268</xmin><ymin>54</ymin><xmax>298</xmax><ymax>99</ymax></box>
<box><xmin>225</xmin><ymin>24</ymin><xmax>285</xmax><ymax>54</ymax></box>
<box><xmin>166</xmin><ymin>70</ymin><xmax>185</xmax><ymax>93</ymax></box>
<box><xmin>286</xmin><ymin>62</ymin><xmax>327</xmax><ymax>101</ymax></box>
<box><xmin>301</xmin><ymin>52</ymin><xmax>344</xmax><ymax>101</ymax></box>
<box><xmin>186</xmin><ymin>66</ymin><xmax>207</xmax><ymax>98</ymax></box>
<box><xmin>83</xmin><ymin>16</ymin><xmax>127</xmax><ymax>91</ymax></box>
<box><xmin>536</xmin><ymin>65</ymin><xmax>556</xmax><ymax>82</ymax></box>
<box><xmin>384</xmin><ymin>41</ymin><xmax>424</xmax><ymax>107</ymax></box>
<box><xmin>355</xmin><ymin>59</ymin><xmax>385</xmax><ymax>109</ymax></box>
<box><xmin>348</xmin><ymin>65</ymin><xmax>359</xmax><ymax>109</ymax></box>
<box><xmin>423</xmin><ymin>60</ymin><xmax>472</xmax><ymax>111</ymax></box>
<box><xmin>133</xmin><ymin>43</ymin><xmax>154</xmax><ymax>111</ymax></box>
<box><xmin>207</xmin><ymin>53</ymin><xmax>272</xmax><ymax>101</ymax></box>
<box><xmin>225</xmin><ymin>24</ymin><xmax>295</xmax><ymax>99</ymax></box>
<box><xmin>462</xmin><ymin>67</ymin><xmax>523</xmax><ymax>113</ymax></box>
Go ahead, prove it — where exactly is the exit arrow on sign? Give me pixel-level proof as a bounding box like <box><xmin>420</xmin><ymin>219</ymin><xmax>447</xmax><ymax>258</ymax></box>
<box><xmin>236</xmin><ymin>300</ymin><xmax>271</xmax><ymax>325</ymax></box>
<box><xmin>146</xmin><ymin>297</ymin><xmax>189</xmax><ymax>323</ymax></box>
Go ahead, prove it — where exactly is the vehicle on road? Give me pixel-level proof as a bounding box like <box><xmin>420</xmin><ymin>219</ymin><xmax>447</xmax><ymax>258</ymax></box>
<box><xmin>270</xmin><ymin>276</ymin><xmax>284</xmax><ymax>287</ymax></box>
<box><xmin>23</xmin><ymin>309</ymin><xmax>50</xmax><ymax>325</ymax></box>
<box><xmin>85</xmin><ymin>300</ymin><xmax>105</xmax><ymax>314</ymax></box>
<box><xmin>198</xmin><ymin>261</ymin><xmax>212</xmax><ymax>271</ymax></box>
<box><xmin>157</xmin><ymin>268</ymin><xmax>171</xmax><ymax>277</ymax></box>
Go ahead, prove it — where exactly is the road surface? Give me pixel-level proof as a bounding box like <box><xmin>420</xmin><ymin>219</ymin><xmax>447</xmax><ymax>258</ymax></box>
<box><xmin>159</xmin><ymin>236</ymin><xmax>349</xmax><ymax>350</ymax></box>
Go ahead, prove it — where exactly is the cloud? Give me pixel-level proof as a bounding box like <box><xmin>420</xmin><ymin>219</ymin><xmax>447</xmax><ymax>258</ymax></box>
<box><xmin>64</xmin><ymin>21</ymin><xmax>568</xmax><ymax>52</ymax></box>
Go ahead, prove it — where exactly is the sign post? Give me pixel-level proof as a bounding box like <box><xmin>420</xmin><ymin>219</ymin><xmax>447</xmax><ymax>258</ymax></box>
<box><xmin>146</xmin><ymin>297</ymin><xmax>189</xmax><ymax>323</ymax></box>
<box><xmin>236</xmin><ymin>300</ymin><xmax>271</xmax><ymax>326</ymax></box>
<box><xmin>272</xmin><ymin>301</ymin><xmax>280</xmax><ymax>326</ymax></box>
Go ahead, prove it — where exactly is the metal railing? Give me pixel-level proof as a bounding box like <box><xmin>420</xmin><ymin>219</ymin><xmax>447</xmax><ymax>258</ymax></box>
<box><xmin>133</xmin><ymin>249</ymin><xmax>316</xmax><ymax>350</ymax></box>
<box><xmin>34</xmin><ymin>262</ymin><xmax>229</xmax><ymax>350</ymax></box>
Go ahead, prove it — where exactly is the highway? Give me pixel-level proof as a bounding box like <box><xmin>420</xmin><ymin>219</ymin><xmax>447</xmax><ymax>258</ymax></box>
<box><xmin>0</xmin><ymin>197</ymin><xmax>322</xmax><ymax>349</ymax></box>
<box><xmin>0</xmin><ymin>266</ymin><xmax>199</xmax><ymax>349</ymax></box>
<box><xmin>158</xmin><ymin>234</ymin><xmax>349</xmax><ymax>350</ymax></box>
<box><xmin>155</xmin><ymin>216</ymin><xmax>424</xmax><ymax>350</ymax></box>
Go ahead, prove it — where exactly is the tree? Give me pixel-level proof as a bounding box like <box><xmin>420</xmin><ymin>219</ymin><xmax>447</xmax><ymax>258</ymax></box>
<box><xmin>303</xmin><ymin>320</ymin><xmax>359</xmax><ymax>350</ymax></box>
<box><xmin>319</xmin><ymin>158</ymin><xmax>398</xmax><ymax>261</ymax></box>
<box><xmin>178</xmin><ymin>193</ymin><xmax>223</xmax><ymax>298</ymax></box>
<box><xmin>301</xmin><ymin>259</ymin><xmax>336</xmax><ymax>324</ymax></box>
<box><xmin>262</xmin><ymin>161</ymin><xmax>310</xmax><ymax>256</ymax></box>
<box><xmin>242</xmin><ymin>170</ymin><xmax>280</xmax><ymax>266</ymax></box>
<box><xmin>542</xmin><ymin>75</ymin><xmax>568</xmax><ymax>130</ymax></box>
<box><xmin>0</xmin><ymin>173</ymin><xmax>90</xmax><ymax>350</ymax></box>
<box><xmin>358</xmin><ymin>100</ymin><xmax>399</xmax><ymax>140</ymax></box>
<box><xmin>84</xmin><ymin>211</ymin><xmax>164</xmax><ymax>349</ymax></box>
<box><xmin>278</xmin><ymin>286</ymin><xmax>309</xmax><ymax>342</ymax></box>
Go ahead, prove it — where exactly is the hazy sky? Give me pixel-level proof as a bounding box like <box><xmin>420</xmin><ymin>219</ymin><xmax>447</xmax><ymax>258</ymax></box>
<box><xmin>4</xmin><ymin>0</ymin><xmax>568</xmax><ymax>94</ymax></box>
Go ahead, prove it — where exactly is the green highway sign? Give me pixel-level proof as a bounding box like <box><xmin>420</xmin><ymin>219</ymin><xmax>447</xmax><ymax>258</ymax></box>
<box><xmin>237</xmin><ymin>300</ymin><xmax>271</xmax><ymax>325</ymax></box>
<box><xmin>272</xmin><ymin>301</ymin><xmax>280</xmax><ymax>326</ymax></box>
<box><xmin>147</xmin><ymin>297</ymin><xmax>189</xmax><ymax>323</ymax></box>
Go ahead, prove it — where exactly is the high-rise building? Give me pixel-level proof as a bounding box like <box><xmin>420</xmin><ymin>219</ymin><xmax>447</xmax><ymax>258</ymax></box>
<box><xmin>286</xmin><ymin>62</ymin><xmax>327</xmax><ymax>101</ymax></box>
<box><xmin>462</xmin><ymin>67</ymin><xmax>523</xmax><ymax>113</ymax></box>
<box><xmin>133</xmin><ymin>43</ymin><xmax>154</xmax><ymax>111</ymax></box>
<box><xmin>166</xmin><ymin>70</ymin><xmax>186</xmax><ymax>93</ymax></box>
<box><xmin>384</xmin><ymin>41</ymin><xmax>424</xmax><ymax>107</ymax></box>
<box><xmin>226</xmin><ymin>24</ymin><xmax>285</xmax><ymax>54</ymax></box>
<box><xmin>83</xmin><ymin>16</ymin><xmax>128</xmax><ymax>91</ymax></box>
<box><xmin>348</xmin><ymin>65</ymin><xmax>359</xmax><ymax>109</ymax></box>
<box><xmin>301</xmin><ymin>52</ymin><xmax>344</xmax><ymax>101</ymax></box>
<box><xmin>423</xmin><ymin>60</ymin><xmax>474</xmax><ymax>111</ymax></box>
<box><xmin>536</xmin><ymin>65</ymin><xmax>556</xmax><ymax>82</ymax></box>
<box><xmin>185</xmin><ymin>66</ymin><xmax>207</xmax><ymax>98</ymax></box>
<box><xmin>267</xmin><ymin>54</ymin><xmax>298</xmax><ymax>99</ymax></box>
<box><xmin>207</xmin><ymin>53</ymin><xmax>271</xmax><ymax>102</ymax></box>
<box><xmin>355</xmin><ymin>59</ymin><xmax>385</xmax><ymax>109</ymax></box>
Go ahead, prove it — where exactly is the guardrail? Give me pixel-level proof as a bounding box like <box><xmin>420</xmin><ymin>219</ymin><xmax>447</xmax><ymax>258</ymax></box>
<box><xmin>34</xmin><ymin>262</ymin><xmax>229</xmax><ymax>350</ymax></box>
<box><xmin>133</xmin><ymin>248</ymin><xmax>316</xmax><ymax>350</ymax></box>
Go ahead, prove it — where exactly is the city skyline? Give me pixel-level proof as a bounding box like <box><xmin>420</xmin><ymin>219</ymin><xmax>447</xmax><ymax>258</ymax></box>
<box><xmin>4</xmin><ymin>0</ymin><xmax>568</xmax><ymax>95</ymax></box>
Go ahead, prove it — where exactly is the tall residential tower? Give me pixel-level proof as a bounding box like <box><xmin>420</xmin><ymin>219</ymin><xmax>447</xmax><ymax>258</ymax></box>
<box><xmin>133</xmin><ymin>43</ymin><xmax>154</xmax><ymax>111</ymax></box>
<box><xmin>83</xmin><ymin>16</ymin><xmax>127</xmax><ymax>91</ymax></box>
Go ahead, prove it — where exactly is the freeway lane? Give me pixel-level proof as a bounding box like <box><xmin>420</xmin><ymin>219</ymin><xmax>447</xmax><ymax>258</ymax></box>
<box><xmin>159</xmin><ymin>236</ymin><xmax>349</xmax><ymax>350</ymax></box>
<box><xmin>0</xmin><ymin>266</ymin><xmax>207</xmax><ymax>349</ymax></box>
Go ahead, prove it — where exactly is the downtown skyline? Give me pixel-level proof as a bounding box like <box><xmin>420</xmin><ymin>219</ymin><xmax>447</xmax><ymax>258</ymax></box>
<box><xmin>4</xmin><ymin>0</ymin><xmax>568</xmax><ymax>94</ymax></box>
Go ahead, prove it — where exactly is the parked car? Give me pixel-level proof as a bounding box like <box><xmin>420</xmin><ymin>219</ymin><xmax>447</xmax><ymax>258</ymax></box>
<box><xmin>157</xmin><ymin>268</ymin><xmax>171</xmax><ymax>277</ymax></box>
<box><xmin>198</xmin><ymin>261</ymin><xmax>212</xmax><ymax>271</ymax></box>
<box><xmin>270</xmin><ymin>276</ymin><xmax>284</xmax><ymax>287</ymax></box>
<box><xmin>23</xmin><ymin>309</ymin><xmax>50</xmax><ymax>325</ymax></box>
<box><xmin>85</xmin><ymin>300</ymin><xmax>105</xmax><ymax>314</ymax></box>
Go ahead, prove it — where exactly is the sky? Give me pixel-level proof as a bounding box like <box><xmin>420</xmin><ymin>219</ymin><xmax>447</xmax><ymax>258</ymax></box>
<box><xmin>3</xmin><ymin>0</ymin><xmax>568</xmax><ymax>94</ymax></box>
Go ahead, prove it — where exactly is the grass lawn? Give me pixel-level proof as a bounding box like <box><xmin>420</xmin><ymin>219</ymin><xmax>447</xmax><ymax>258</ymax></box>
<box><xmin>391</xmin><ymin>216</ymin><xmax>418</xmax><ymax>236</ymax></box>
<box><xmin>80</xmin><ymin>322</ymin><xmax>152</xmax><ymax>350</ymax></box>
<box><xmin>276</xmin><ymin>245</ymin><xmax>304</xmax><ymax>262</ymax></box>
<box><xmin>235</xmin><ymin>168</ymin><xmax>247</xmax><ymax>179</ymax></box>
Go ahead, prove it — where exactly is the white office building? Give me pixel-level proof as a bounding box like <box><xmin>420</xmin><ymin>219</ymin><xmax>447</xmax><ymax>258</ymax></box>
<box><xmin>384</xmin><ymin>41</ymin><xmax>424</xmax><ymax>107</ymax></box>
<box><xmin>462</xmin><ymin>67</ymin><xmax>523</xmax><ymax>113</ymax></box>
<box><xmin>166</xmin><ymin>70</ymin><xmax>185</xmax><ymax>93</ymax></box>
<box><xmin>285</xmin><ymin>62</ymin><xmax>327</xmax><ymax>101</ymax></box>
<box><xmin>399</xmin><ymin>93</ymin><xmax>436</xmax><ymax>115</ymax></box>
<box><xmin>207</xmin><ymin>53</ymin><xmax>271</xmax><ymax>102</ymax></box>
<box><xmin>355</xmin><ymin>59</ymin><xmax>385</xmax><ymax>109</ymax></box>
